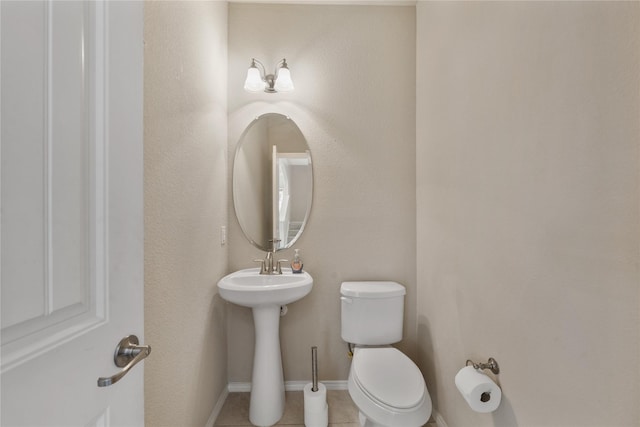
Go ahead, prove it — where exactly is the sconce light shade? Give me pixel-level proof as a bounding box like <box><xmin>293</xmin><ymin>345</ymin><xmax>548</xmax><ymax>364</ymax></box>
<box><xmin>274</xmin><ymin>66</ymin><xmax>294</xmax><ymax>92</ymax></box>
<box><xmin>244</xmin><ymin>64</ymin><xmax>264</xmax><ymax>92</ymax></box>
<box><xmin>244</xmin><ymin>58</ymin><xmax>294</xmax><ymax>93</ymax></box>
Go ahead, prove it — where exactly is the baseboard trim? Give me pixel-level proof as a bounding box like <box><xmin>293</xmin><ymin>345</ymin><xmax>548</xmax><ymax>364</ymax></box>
<box><xmin>204</xmin><ymin>386</ymin><xmax>229</xmax><ymax>427</ymax></box>
<box><xmin>227</xmin><ymin>381</ymin><xmax>251</xmax><ymax>392</ymax></box>
<box><xmin>283</xmin><ymin>380</ymin><xmax>349</xmax><ymax>391</ymax></box>
<box><xmin>228</xmin><ymin>380</ymin><xmax>348</xmax><ymax>393</ymax></box>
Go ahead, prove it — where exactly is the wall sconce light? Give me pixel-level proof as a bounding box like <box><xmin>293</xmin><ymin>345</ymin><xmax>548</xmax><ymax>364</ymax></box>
<box><xmin>244</xmin><ymin>58</ymin><xmax>294</xmax><ymax>93</ymax></box>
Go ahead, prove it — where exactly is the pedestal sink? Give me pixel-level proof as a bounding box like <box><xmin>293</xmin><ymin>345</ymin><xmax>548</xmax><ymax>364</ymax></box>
<box><xmin>217</xmin><ymin>268</ymin><xmax>313</xmax><ymax>426</ymax></box>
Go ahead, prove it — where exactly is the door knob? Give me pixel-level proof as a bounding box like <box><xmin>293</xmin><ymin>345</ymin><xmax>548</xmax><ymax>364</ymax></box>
<box><xmin>97</xmin><ymin>335</ymin><xmax>151</xmax><ymax>387</ymax></box>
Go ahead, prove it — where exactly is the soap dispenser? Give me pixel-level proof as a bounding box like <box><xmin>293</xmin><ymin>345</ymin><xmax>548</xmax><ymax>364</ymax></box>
<box><xmin>291</xmin><ymin>249</ymin><xmax>303</xmax><ymax>273</ymax></box>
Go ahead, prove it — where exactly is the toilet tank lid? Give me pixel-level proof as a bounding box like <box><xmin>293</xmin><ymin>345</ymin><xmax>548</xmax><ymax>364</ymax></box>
<box><xmin>341</xmin><ymin>281</ymin><xmax>405</xmax><ymax>298</ymax></box>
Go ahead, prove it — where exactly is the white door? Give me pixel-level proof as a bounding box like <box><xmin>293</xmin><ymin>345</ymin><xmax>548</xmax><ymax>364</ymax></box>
<box><xmin>1</xmin><ymin>1</ymin><xmax>144</xmax><ymax>425</ymax></box>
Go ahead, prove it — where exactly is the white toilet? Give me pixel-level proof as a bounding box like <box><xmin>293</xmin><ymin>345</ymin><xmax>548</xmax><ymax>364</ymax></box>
<box><xmin>341</xmin><ymin>281</ymin><xmax>432</xmax><ymax>427</ymax></box>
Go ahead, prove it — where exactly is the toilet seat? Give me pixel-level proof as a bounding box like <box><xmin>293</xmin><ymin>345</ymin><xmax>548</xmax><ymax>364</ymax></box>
<box><xmin>352</xmin><ymin>347</ymin><xmax>424</xmax><ymax>409</ymax></box>
<box><xmin>348</xmin><ymin>347</ymin><xmax>431</xmax><ymax>427</ymax></box>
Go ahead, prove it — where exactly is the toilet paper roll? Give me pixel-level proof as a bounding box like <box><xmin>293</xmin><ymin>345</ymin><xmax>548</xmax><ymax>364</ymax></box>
<box><xmin>303</xmin><ymin>382</ymin><xmax>328</xmax><ymax>427</ymax></box>
<box><xmin>455</xmin><ymin>366</ymin><xmax>502</xmax><ymax>413</ymax></box>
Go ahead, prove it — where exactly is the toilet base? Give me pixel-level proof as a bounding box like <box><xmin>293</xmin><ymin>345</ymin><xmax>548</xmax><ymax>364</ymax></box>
<box><xmin>359</xmin><ymin>411</ymin><xmax>385</xmax><ymax>427</ymax></box>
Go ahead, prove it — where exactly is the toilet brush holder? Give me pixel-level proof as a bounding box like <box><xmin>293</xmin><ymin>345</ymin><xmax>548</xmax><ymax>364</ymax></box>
<box><xmin>304</xmin><ymin>346</ymin><xmax>328</xmax><ymax>427</ymax></box>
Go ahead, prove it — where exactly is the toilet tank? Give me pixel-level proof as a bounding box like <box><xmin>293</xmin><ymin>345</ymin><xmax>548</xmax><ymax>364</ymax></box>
<box><xmin>340</xmin><ymin>281</ymin><xmax>405</xmax><ymax>345</ymax></box>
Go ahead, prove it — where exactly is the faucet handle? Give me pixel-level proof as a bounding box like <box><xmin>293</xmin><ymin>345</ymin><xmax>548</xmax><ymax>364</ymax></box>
<box><xmin>254</xmin><ymin>259</ymin><xmax>268</xmax><ymax>275</ymax></box>
<box><xmin>275</xmin><ymin>259</ymin><xmax>289</xmax><ymax>274</ymax></box>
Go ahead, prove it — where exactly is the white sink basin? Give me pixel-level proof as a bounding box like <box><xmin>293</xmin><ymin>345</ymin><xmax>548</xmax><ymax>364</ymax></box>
<box><xmin>217</xmin><ymin>268</ymin><xmax>313</xmax><ymax>308</ymax></box>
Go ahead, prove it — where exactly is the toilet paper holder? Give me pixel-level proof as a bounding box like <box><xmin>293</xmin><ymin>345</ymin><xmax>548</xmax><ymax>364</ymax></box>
<box><xmin>465</xmin><ymin>357</ymin><xmax>500</xmax><ymax>375</ymax></box>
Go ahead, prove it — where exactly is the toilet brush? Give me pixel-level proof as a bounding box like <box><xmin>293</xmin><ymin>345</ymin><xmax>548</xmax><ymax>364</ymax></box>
<box><xmin>303</xmin><ymin>346</ymin><xmax>328</xmax><ymax>427</ymax></box>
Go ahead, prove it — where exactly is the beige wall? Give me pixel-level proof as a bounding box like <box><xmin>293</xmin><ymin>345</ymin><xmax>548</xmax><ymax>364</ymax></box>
<box><xmin>226</xmin><ymin>4</ymin><xmax>417</xmax><ymax>383</ymax></box>
<box><xmin>144</xmin><ymin>2</ymin><xmax>229</xmax><ymax>426</ymax></box>
<box><xmin>416</xmin><ymin>2</ymin><xmax>640</xmax><ymax>426</ymax></box>
<box><xmin>143</xmin><ymin>2</ymin><xmax>640</xmax><ymax>426</ymax></box>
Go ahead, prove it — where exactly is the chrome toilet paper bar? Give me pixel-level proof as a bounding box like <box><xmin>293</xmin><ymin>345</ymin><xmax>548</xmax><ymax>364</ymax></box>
<box><xmin>465</xmin><ymin>357</ymin><xmax>500</xmax><ymax>375</ymax></box>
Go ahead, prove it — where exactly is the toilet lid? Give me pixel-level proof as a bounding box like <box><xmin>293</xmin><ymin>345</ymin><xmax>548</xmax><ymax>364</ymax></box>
<box><xmin>352</xmin><ymin>347</ymin><xmax>425</xmax><ymax>409</ymax></box>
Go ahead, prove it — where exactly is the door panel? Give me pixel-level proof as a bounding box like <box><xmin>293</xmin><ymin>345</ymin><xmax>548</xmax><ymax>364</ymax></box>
<box><xmin>1</xmin><ymin>0</ymin><xmax>104</xmax><ymax>366</ymax></box>
<box><xmin>1</xmin><ymin>1</ymin><xmax>144</xmax><ymax>425</ymax></box>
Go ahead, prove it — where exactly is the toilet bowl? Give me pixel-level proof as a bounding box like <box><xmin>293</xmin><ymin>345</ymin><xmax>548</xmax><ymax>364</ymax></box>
<box><xmin>340</xmin><ymin>281</ymin><xmax>432</xmax><ymax>427</ymax></box>
<box><xmin>348</xmin><ymin>347</ymin><xmax>431</xmax><ymax>427</ymax></box>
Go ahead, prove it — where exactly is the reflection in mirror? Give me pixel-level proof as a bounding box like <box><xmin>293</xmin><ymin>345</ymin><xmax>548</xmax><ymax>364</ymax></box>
<box><xmin>233</xmin><ymin>113</ymin><xmax>312</xmax><ymax>252</ymax></box>
<box><xmin>276</xmin><ymin>150</ymin><xmax>311</xmax><ymax>247</ymax></box>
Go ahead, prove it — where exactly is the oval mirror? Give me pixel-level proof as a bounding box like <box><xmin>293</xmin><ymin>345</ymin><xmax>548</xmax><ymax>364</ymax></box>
<box><xmin>233</xmin><ymin>113</ymin><xmax>313</xmax><ymax>251</ymax></box>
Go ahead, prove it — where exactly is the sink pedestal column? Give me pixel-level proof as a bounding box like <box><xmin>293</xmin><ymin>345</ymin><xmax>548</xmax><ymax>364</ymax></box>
<box><xmin>249</xmin><ymin>305</ymin><xmax>285</xmax><ymax>426</ymax></box>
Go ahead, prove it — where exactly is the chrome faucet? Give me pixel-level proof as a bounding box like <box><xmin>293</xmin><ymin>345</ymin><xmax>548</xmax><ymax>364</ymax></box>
<box><xmin>254</xmin><ymin>239</ymin><xmax>288</xmax><ymax>275</ymax></box>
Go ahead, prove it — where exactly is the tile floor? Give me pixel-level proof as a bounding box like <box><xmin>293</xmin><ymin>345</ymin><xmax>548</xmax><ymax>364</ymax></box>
<box><xmin>214</xmin><ymin>390</ymin><xmax>436</xmax><ymax>427</ymax></box>
<box><xmin>215</xmin><ymin>390</ymin><xmax>359</xmax><ymax>427</ymax></box>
